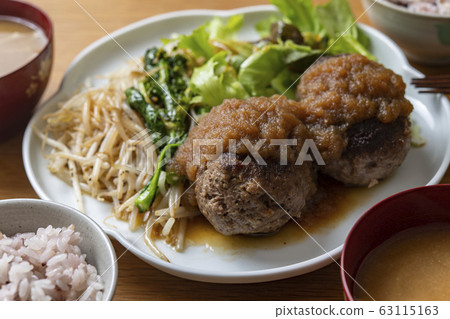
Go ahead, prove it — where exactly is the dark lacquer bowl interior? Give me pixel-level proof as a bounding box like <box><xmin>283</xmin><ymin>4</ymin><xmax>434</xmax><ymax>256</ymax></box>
<box><xmin>341</xmin><ymin>184</ymin><xmax>450</xmax><ymax>300</ymax></box>
<box><xmin>0</xmin><ymin>0</ymin><xmax>53</xmax><ymax>141</ymax></box>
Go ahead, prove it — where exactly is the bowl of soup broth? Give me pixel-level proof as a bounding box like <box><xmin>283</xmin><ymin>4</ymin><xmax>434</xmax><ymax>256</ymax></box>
<box><xmin>0</xmin><ymin>0</ymin><xmax>52</xmax><ymax>140</ymax></box>
<box><xmin>341</xmin><ymin>184</ymin><xmax>450</xmax><ymax>301</ymax></box>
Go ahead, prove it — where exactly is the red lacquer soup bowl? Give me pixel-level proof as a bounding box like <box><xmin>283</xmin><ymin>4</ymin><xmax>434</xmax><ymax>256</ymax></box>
<box><xmin>341</xmin><ymin>184</ymin><xmax>450</xmax><ymax>300</ymax></box>
<box><xmin>0</xmin><ymin>0</ymin><xmax>53</xmax><ymax>141</ymax></box>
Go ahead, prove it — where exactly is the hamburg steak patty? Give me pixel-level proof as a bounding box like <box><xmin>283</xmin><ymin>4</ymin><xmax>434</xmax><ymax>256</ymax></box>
<box><xmin>296</xmin><ymin>54</ymin><xmax>413</xmax><ymax>185</ymax></box>
<box><xmin>195</xmin><ymin>153</ymin><xmax>316</xmax><ymax>236</ymax></box>
<box><xmin>320</xmin><ymin>117</ymin><xmax>411</xmax><ymax>185</ymax></box>
<box><xmin>171</xmin><ymin>96</ymin><xmax>318</xmax><ymax>235</ymax></box>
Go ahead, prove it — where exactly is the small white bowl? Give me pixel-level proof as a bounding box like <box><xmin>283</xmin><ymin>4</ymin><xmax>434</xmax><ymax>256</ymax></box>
<box><xmin>362</xmin><ymin>0</ymin><xmax>450</xmax><ymax>65</ymax></box>
<box><xmin>0</xmin><ymin>198</ymin><xmax>118</xmax><ymax>300</ymax></box>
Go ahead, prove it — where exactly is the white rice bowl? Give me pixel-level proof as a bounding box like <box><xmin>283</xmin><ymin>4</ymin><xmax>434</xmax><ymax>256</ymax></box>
<box><xmin>0</xmin><ymin>225</ymin><xmax>103</xmax><ymax>301</ymax></box>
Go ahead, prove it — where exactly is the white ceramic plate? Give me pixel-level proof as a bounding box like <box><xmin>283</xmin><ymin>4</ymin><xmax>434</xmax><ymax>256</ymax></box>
<box><xmin>23</xmin><ymin>6</ymin><xmax>450</xmax><ymax>283</ymax></box>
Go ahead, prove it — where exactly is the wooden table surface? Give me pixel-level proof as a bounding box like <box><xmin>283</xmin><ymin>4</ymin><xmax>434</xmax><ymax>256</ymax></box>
<box><xmin>1</xmin><ymin>0</ymin><xmax>449</xmax><ymax>301</ymax></box>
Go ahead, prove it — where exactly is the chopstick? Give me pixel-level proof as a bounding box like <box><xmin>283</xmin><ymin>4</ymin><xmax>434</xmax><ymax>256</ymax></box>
<box><xmin>412</xmin><ymin>74</ymin><xmax>450</xmax><ymax>94</ymax></box>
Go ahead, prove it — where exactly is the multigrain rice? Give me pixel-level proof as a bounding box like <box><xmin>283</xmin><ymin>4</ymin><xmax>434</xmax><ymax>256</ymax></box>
<box><xmin>389</xmin><ymin>0</ymin><xmax>450</xmax><ymax>15</ymax></box>
<box><xmin>0</xmin><ymin>225</ymin><xmax>103</xmax><ymax>301</ymax></box>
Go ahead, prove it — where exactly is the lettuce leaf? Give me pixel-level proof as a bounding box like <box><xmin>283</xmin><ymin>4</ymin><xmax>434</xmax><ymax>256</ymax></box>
<box><xmin>315</xmin><ymin>0</ymin><xmax>374</xmax><ymax>59</ymax></box>
<box><xmin>178</xmin><ymin>16</ymin><xmax>246</xmax><ymax>60</ymax></box>
<box><xmin>206</xmin><ymin>15</ymin><xmax>244</xmax><ymax>41</ymax></box>
<box><xmin>238</xmin><ymin>42</ymin><xmax>312</xmax><ymax>96</ymax></box>
<box><xmin>270</xmin><ymin>0</ymin><xmax>324</xmax><ymax>34</ymax></box>
<box><xmin>184</xmin><ymin>0</ymin><xmax>375</xmax><ymax>111</ymax></box>
<box><xmin>270</xmin><ymin>68</ymin><xmax>300</xmax><ymax>100</ymax></box>
<box><xmin>190</xmin><ymin>51</ymin><xmax>249</xmax><ymax>107</ymax></box>
<box><xmin>327</xmin><ymin>36</ymin><xmax>375</xmax><ymax>59</ymax></box>
<box><xmin>178</xmin><ymin>25</ymin><xmax>215</xmax><ymax>60</ymax></box>
<box><xmin>267</xmin><ymin>0</ymin><xmax>374</xmax><ymax>60</ymax></box>
<box><xmin>316</xmin><ymin>0</ymin><xmax>357</xmax><ymax>38</ymax></box>
<box><xmin>206</xmin><ymin>15</ymin><xmax>254</xmax><ymax>59</ymax></box>
<box><xmin>238</xmin><ymin>46</ymin><xmax>289</xmax><ymax>96</ymax></box>
<box><xmin>357</xmin><ymin>28</ymin><xmax>371</xmax><ymax>49</ymax></box>
<box><xmin>254</xmin><ymin>14</ymin><xmax>280</xmax><ymax>38</ymax></box>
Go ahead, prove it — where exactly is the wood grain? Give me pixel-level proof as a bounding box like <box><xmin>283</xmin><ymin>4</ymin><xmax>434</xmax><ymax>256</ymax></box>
<box><xmin>1</xmin><ymin>0</ymin><xmax>449</xmax><ymax>301</ymax></box>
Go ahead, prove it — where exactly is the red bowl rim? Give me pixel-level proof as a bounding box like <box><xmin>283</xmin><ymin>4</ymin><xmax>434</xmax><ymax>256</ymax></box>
<box><xmin>0</xmin><ymin>0</ymin><xmax>53</xmax><ymax>79</ymax></box>
<box><xmin>340</xmin><ymin>183</ymin><xmax>450</xmax><ymax>301</ymax></box>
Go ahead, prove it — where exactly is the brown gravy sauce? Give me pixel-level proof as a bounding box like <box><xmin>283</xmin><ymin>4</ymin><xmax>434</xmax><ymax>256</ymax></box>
<box><xmin>354</xmin><ymin>224</ymin><xmax>450</xmax><ymax>301</ymax></box>
<box><xmin>0</xmin><ymin>16</ymin><xmax>47</xmax><ymax>77</ymax></box>
<box><xmin>185</xmin><ymin>176</ymin><xmax>374</xmax><ymax>251</ymax></box>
